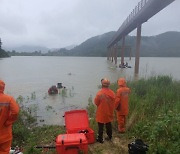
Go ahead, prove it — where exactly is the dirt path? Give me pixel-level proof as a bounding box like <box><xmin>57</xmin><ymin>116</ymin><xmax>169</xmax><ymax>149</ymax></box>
<box><xmin>89</xmin><ymin>134</ymin><xmax>130</xmax><ymax>154</ymax></box>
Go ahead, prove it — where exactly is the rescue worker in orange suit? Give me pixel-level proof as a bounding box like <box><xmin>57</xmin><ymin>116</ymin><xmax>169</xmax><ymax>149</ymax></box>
<box><xmin>94</xmin><ymin>78</ymin><xmax>115</xmax><ymax>143</ymax></box>
<box><xmin>0</xmin><ymin>80</ymin><xmax>19</xmax><ymax>154</ymax></box>
<box><xmin>115</xmin><ymin>78</ymin><xmax>130</xmax><ymax>133</ymax></box>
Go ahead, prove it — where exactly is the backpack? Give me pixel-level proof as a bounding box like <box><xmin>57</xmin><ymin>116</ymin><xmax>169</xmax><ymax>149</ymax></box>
<box><xmin>128</xmin><ymin>139</ymin><xmax>149</xmax><ymax>154</ymax></box>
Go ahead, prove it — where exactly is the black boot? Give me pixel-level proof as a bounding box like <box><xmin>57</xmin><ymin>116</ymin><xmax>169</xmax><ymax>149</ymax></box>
<box><xmin>96</xmin><ymin>137</ymin><xmax>104</xmax><ymax>143</ymax></box>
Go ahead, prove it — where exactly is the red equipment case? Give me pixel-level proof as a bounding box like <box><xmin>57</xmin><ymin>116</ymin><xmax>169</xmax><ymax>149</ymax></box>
<box><xmin>56</xmin><ymin>133</ymin><xmax>88</xmax><ymax>154</ymax></box>
<box><xmin>64</xmin><ymin>109</ymin><xmax>95</xmax><ymax>144</ymax></box>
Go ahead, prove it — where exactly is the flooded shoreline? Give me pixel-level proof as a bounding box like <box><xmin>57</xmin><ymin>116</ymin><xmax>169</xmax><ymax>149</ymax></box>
<box><xmin>1</xmin><ymin>56</ymin><xmax>180</xmax><ymax>125</ymax></box>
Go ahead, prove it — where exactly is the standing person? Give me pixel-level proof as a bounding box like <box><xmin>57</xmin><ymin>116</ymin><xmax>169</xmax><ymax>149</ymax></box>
<box><xmin>94</xmin><ymin>78</ymin><xmax>115</xmax><ymax>143</ymax></box>
<box><xmin>115</xmin><ymin>78</ymin><xmax>131</xmax><ymax>133</ymax></box>
<box><xmin>0</xmin><ymin>80</ymin><xmax>19</xmax><ymax>154</ymax></box>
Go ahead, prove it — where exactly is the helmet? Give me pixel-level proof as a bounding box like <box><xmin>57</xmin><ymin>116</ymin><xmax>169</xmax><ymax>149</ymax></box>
<box><xmin>0</xmin><ymin>80</ymin><xmax>5</xmax><ymax>93</ymax></box>
<box><xmin>101</xmin><ymin>78</ymin><xmax>110</xmax><ymax>86</ymax></box>
<box><xmin>118</xmin><ymin>78</ymin><xmax>126</xmax><ymax>87</ymax></box>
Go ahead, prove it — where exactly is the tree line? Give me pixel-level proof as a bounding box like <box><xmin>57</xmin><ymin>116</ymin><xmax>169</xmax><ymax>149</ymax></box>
<box><xmin>2</xmin><ymin>31</ymin><xmax>180</xmax><ymax>57</ymax></box>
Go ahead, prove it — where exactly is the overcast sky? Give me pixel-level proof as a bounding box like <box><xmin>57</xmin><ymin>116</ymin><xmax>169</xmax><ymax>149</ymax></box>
<box><xmin>0</xmin><ymin>0</ymin><xmax>179</xmax><ymax>49</ymax></box>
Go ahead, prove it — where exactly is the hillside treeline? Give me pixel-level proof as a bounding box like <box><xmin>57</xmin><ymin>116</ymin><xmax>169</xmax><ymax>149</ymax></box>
<box><xmin>0</xmin><ymin>48</ymin><xmax>10</xmax><ymax>58</ymax></box>
<box><xmin>6</xmin><ymin>31</ymin><xmax>180</xmax><ymax>57</ymax></box>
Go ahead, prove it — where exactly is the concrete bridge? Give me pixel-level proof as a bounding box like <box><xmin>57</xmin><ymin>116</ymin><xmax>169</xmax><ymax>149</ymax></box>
<box><xmin>107</xmin><ymin>0</ymin><xmax>175</xmax><ymax>74</ymax></box>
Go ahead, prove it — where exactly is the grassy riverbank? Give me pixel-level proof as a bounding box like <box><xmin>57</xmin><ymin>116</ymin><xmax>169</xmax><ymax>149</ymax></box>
<box><xmin>13</xmin><ymin>76</ymin><xmax>180</xmax><ymax>153</ymax></box>
<box><xmin>126</xmin><ymin>76</ymin><xmax>180</xmax><ymax>154</ymax></box>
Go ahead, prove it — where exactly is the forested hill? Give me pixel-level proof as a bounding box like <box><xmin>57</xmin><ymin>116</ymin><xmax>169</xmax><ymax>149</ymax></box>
<box><xmin>69</xmin><ymin>31</ymin><xmax>116</xmax><ymax>56</ymax></box>
<box><xmin>65</xmin><ymin>31</ymin><xmax>180</xmax><ymax>57</ymax></box>
<box><xmin>7</xmin><ymin>31</ymin><xmax>180</xmax><ymax>57</ymax></box>
<box><xmin>138</xmin><ymin>31</ymin><xmax>180</xmax><ymax>57</ymax></box>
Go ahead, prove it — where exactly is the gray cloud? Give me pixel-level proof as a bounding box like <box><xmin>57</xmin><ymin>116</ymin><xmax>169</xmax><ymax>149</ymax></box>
<box><xmin>0</xmin><ymin>0</ymin><xmax>179</xmax><ymax>49</ymax></box>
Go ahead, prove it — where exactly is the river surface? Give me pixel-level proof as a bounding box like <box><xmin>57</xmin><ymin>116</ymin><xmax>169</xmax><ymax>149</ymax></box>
<box><xmin>0</xmin><ymin>56</ymin><xmax>180</xmax><ymax>125</ymax></box>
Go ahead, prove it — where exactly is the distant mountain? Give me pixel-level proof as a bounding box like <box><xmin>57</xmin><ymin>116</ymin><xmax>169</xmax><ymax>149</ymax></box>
<box><xmin>50</xmin><ymin>44</ymin><xmax>76</xmax><ymax>52</ymax></box>
<box><xmin>65</xmin><ymin>44</ymin><xmax>76</xmax><ymax>50</ymax></box>
<box><xmin>66</xmin><ymin>31</ymin><xmax>180</xmax><ymax>57</ymax></box>
<box><xmin>5</xmin><ymin>44</ymin><xmax>77</xmax><ymax>53</ymax></box>
<box><xmin>152</xmin><ymin>31</ymin><xmax>180</xmax><ymax>56</ymax></box>
<box><xmin>5</xmin><ymin>45</ymin><xmax>50</xmax><ymax>53</ymax></box>
<box><xmin>7</xmin><ymin>31</ymin><xmax>180</xmax><ymax>57</ymax></box>
<box><xmin>66</xmin><ymin>31</ymin><xmax>116</xmax><ymax>56</ymax></box>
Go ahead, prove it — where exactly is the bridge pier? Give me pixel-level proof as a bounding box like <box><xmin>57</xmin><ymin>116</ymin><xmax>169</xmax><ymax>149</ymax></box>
<box><xmin>111</xmin><ymin>47</ymin><xmax>114</xmax><ymax>62</ymax></box>
<box><xmin>114</xmin><ymin>44</ymin><xmax>118</xmax><ymax>65</ymax></box>
<box><xmin>121</xmin><ymin>36</ymin><xmax>125</xmax><ymax>66</ymax></box>
<box><xmin>135</xmin><ymin>24</ymin><xmax>142</xmax><ymax>74</ymax></box>
<box><xmin>107</xmin><ymin>48</ymin><xmax>110</xmax><ymax>60</ymax></box>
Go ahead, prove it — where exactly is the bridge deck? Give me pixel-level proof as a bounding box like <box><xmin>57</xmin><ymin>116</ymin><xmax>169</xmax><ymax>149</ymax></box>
<box><xmin>108</xmin><ymin>0</ymin><xmax>175</xmax><ymax>48</ymax></box>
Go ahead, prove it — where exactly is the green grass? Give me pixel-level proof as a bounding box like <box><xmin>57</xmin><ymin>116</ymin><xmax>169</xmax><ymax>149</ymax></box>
<box><xmin>87</xmin><ymin>75</ymin><xmax>180</xmax><ymax>154</ymax></box>
<box><xmin>126</xmin><ymin>76</ymin><xmax>180</xmax><ymax>154</ymax></box>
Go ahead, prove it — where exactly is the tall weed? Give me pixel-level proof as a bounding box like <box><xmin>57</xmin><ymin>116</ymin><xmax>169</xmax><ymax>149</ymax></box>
<box><xmin>127</xmin><ymin>76</ymin><xmax>180</xmax><ymax>153</ymax></box>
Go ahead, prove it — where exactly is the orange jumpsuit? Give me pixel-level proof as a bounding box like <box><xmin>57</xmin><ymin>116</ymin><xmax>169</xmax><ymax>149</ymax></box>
<box><xmin>94</xmin><ymin>87</ymin><xmax>115</xmax><ymax>142</ymax></box>
<box><xmin>94</xmin><ymin>87</ymin><xmax>115</xmax><ymax>123</ymax></box>
<box><xmin>115</xmin><ymin>78</ymin><xmax>130</xmax><ymax>133</ymax></box>
<box><xmin>0</xmin><ymin>80</ymin><xmax>19</xmax><ymax>154</ymax></box>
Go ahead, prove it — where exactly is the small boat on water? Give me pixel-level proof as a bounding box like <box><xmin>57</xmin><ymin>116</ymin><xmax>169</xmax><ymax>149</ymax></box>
<box><xmin>57</xmin><ymin>83</ymin><xmax>63</xmax><ymax>89</ymax></box>
<box><xmin>119</xmin><ymin>65</ymin><xmax>126</xmax><ymax>68</ymax></box>
<box><xmin>119</xmin><ymin>62</ymin><xmax>132</xmax><ymax>68</ymax></box>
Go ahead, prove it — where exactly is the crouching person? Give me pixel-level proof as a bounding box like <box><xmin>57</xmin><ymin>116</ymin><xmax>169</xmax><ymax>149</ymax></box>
<box><xmin>115</xmin><ymin>78</ymin><xmax>131</xmax><ymax>133</ymax></box>
<box><xmin>0</xmin><ymin>80</ymin><xmax>19</xmax><ymax>154</ymax></box>
<box><xmin>94</xmin><ymin>78</ymin><xmax>115</xmax><ymax>143</ymax></box>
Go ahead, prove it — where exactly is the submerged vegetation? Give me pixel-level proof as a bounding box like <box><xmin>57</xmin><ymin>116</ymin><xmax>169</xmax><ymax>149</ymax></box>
<box><xmin>13</xmin><ymin>75</ymin><xmax>180</xmax><ymax>153</ymax></box>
